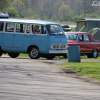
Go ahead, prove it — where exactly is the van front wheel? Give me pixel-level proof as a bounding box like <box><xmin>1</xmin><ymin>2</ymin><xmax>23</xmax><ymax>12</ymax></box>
<box><xmin>8</xmin><ymin>52</ymin><xmax>20</xmax><ymax>58</ymax></box>
<box><xmin>28</xmin><ymin>47</ymin><xmax>40</xmax><ymax>59</ymax></box>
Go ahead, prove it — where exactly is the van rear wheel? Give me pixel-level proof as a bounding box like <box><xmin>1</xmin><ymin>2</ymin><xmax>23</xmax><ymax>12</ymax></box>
<box><xmin>8</xmin><ymin>52</ymin><xmax>20</xmax><ymax>58</ymax></box>
<box><xmin>28</xmin><ymin>47</ymin><xmax>40</xmax><ymax>59</ymax></box>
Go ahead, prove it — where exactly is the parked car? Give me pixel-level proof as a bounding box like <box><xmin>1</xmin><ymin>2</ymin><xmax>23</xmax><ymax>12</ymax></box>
<box><xmin>65</xmin><ymin>29</ymin><xmax>100</xmax><ymax>58</ymax></box>
<box><xmin>0</xmin><ymin>12</ymin><xmax>9</xmax><ymax>18</ymax></box>
<box><xmin>61</xmin><ymin>25</ymin><xmax>72</xmax><ymax>32</ymax></box>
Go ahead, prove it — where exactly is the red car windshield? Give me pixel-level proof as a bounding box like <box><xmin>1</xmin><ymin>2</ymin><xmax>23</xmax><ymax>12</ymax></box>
<box><xmin>65</xmin><ymin>33</ymin><xmax>78</xmax><ymax>41</ymax></box>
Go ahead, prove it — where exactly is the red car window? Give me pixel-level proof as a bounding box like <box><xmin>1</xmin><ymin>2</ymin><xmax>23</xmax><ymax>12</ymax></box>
<box><xmin>78</xmin><ymin>34</ymin><xmax>84</xmax><ymax>41</ymax></box>
<box><xmin>84</xmin><ymin>34</ymin><xmax>90</xmax><ymax>41</ymax></box>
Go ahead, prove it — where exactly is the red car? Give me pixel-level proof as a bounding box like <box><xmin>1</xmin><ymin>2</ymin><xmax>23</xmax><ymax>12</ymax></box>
<box><xmin>65</xmin><ymin>31</ymin><xmax>100</xmax><ymax>58</ymax></box>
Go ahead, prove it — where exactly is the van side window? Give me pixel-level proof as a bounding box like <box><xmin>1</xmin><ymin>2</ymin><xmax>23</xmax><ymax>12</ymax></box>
<box><xmin>5</xmin><ymin>23</ymin><xmax>15</xmax><ymax>32</ymax></box>
<box><xmin>26</xmin><ymin>24</ymin><xmax>30</xmax><ymax>33</ymax></box>
<box><xmin>40</xmin><ymin>25</ymin><xmax>46</xmax><ymax>34</ymax></box>
<box><xmin>16</xmin><ymin>23</ymin><xmax>25</xmax><ymax>33</ymax></box>
<box><xmin>32</xmin><ymin>24</ymin><xmax>46</xmax><ymax>34</ymax></box>
<box><xmin>0</xmin><ymin>22</ymin><xmax>4</xmax><ymax>31</ymax></box>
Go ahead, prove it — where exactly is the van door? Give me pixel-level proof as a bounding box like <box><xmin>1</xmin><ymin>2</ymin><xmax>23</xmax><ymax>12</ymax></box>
<box><xmin>13</xmin><ymin>33</ymin><xmax>24</xmax><ymax>48</ymax></box>
<box><xmin>13</xmin><ymin>23</ymin><xmax>25</xmax><ymax>48</ymax></box>
<box><xmin>3</xmin><ymin>22</ymin><xmax>14</xmax><ymax>47</ymax></box>
<box><xmin>30</xmin><ymin>35</ymin><xmax>48</xmax><ymax>53</ymax></box>
<box><xmin>30</xmin><ymin>25</ymin><xmax>48</xmax><ymax>53</ymax></box>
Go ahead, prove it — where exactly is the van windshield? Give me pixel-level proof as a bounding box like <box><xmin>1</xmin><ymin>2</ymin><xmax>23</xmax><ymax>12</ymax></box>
<box><xmin>46</xmin><ymin>25</ymin><xmax>64</xmax><ymax>35</ymax></box>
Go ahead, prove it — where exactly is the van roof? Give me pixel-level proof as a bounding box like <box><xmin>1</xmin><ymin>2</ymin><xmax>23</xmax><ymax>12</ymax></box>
<box><xmin>77</xmin><ymin>18</ymin><xmax>100</xmax><ymax>22</ymax></box>
<box><xmin>0</xmin><ymin>18</ymin><xmax>59</xmax><ymax>25</ymax></box>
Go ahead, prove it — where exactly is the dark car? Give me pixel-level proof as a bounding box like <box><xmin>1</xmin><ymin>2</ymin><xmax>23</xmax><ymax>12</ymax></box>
<box><xmin>61</xmin><ymin>25</ymin><xmax>72</xmax><ymax>32</ymax></box>
<box><xmin>0</xmin><ymin>14</ymin><xmax>9</xmax><ymax>18</ymax></box>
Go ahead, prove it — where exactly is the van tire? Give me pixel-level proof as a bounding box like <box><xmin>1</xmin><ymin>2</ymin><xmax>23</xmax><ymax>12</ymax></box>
<box><xmin>0</xmin><ymin>47</ymin><xmax>3</xmax><ymax>57</ymax></box>
<box><xmin>8</xmin><ymin>52</ymin><xmax>20</xmax><ymax>58</ymax></box>
<box><xmin>28</xmin><ymin>47</ymin><xmax>40</xmax><ymax>59</ymax></box>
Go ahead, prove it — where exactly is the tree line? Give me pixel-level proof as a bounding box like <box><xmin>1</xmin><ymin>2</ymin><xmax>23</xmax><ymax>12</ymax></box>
<box><xmin>0</xmin><ymin>0</ymin><xmax>100</xmax><ymax>22</ymax></box>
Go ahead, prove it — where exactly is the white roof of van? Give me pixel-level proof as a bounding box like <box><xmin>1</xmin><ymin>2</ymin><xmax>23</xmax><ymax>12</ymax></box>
<box><xmin>0</xmin><ymin>18</ymin><xmax>59</xmax><ymax>25</ymax></box>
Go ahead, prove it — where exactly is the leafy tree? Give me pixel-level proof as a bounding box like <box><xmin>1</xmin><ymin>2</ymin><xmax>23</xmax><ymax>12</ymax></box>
<box><xmin>2</xmin><ymin>0</ymin><xmax>100</xmax><ymax>22</ymax></box>
<box><xmin>73</xmin><ymin>0</ymin><xmax>84</xmax><ymax>15</ymax></box>
<box><xmin>3</xmin><ymin>7</ymin><xmax>19</xmax><ymax>17</ymax></box>
<box><xmin>58</xmin><ymin>4</ymin><xmax>71</xmax><ymax>21</ymax></box>
<box><xmin>10</xmin><ymin>0</ymin><xmax>25</xmax><ymax>17</ymax></box>
<box><xmin>0</xmin><ymin>0</ymin><xmax>9</xmax><ymax>11</ymax></box>
<box><xmin>90</xmin><ymin>13</ymin><xmax>100</xmax><ymax>18</ymax></box>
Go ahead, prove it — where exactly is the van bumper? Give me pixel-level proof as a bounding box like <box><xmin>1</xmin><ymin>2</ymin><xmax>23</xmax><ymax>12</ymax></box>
<box><xmin>49</xmin><ymin>50</ymin><xmax>67</xmax><ymax>54</ymax></box>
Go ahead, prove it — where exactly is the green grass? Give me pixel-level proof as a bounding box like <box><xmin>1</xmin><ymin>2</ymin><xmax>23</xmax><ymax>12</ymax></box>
<box><xmin>4</xmin><ymin>53</ymin><xmax>67</xmax><ymax>59</ymax></box>
<box><xmin>80</xmin><ymin>55</ymin><xmax>100</xmax><ymax>60</ymax></box>
<box><xmin>18</xmin><ymin>53</ymin><xmax>29</xmax><ymax>57</ymax></box>
<box><xmin>4</xmin><ymin>53</ymin><xmax>29</xmax><ymax>58</ymax></box>
<box><xmin>4</xmin><ymin>53</ymin><xmax>100</xmax><ymax>60</ymax></box>
<box><xmin>59</xmin><ymin>62</ymin><xmax>100</xmax><ymax>81</ymax></box>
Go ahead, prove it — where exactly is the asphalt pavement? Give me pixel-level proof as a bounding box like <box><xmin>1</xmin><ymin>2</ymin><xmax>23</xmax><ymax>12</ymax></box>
<box><xmin>0</xmin><ymin>55</ymin><xmax>100</xmax><ymax>100</ymax></box>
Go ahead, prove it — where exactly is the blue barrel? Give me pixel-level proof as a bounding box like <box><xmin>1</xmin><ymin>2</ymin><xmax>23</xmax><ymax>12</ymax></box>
<box><xmin>68</xmin><ymin>46</ymin><xmax>81</xmax><ymax>62</ymax></box>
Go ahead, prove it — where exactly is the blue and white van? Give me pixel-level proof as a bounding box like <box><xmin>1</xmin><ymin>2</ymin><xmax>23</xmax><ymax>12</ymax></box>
<box><xmin>0</xmin><ymin>19</ymin><xmax>67</xmax><ymax>59</ymax></box>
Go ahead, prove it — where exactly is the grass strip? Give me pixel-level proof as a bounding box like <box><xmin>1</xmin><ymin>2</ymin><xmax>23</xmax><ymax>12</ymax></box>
<box><xmin>3</xmin><ymin>53</ymin><xmax>100</xmax><ymax>59</ymax></box>
<box><xmin>59</xmin><ymin>62</ymin><xmax>100</xmax><ymax>81</ymax></box>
